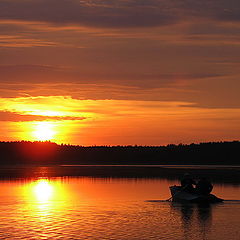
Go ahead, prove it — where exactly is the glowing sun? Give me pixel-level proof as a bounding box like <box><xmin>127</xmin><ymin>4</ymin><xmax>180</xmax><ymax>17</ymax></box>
<box><xmin>33</xmin><ymin>122</ymin><xmax>56</xmax><ymax>141</ymax></box>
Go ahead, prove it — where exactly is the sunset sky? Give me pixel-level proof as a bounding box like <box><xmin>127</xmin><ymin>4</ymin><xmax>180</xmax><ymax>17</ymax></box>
<box><xmin>0</xmin><ymin>0</ymin><xmax>239</xmax><ymax>145</ymax></box>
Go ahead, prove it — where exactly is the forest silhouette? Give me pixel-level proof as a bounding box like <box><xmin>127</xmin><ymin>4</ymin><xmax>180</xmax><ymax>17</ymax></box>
<box><xmin>0</xmin><ymin>140</ymin><xmax>239</xmax><ymax>166</ymax></box>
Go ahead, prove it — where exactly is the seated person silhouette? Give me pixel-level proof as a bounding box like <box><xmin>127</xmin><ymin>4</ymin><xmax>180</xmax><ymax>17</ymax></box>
<box><xmin>181</xmin><ymin>173</ymin><xmax>196</xmax><ymax>193</ymax></box>
<box><xmin>196</xmin><ymin>177</ymin><xmax>213</xmax><ymax>195</ymax></box>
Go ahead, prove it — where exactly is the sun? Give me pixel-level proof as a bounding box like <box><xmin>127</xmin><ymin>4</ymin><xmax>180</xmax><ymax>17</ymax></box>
<box><xmin>33</xmin><ymin>122</ymin><xmax>56</xmax><ymax>141</ymax></box>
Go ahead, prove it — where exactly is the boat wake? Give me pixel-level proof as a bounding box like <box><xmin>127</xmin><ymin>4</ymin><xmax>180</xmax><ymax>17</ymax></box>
<box><xmin>145</xmin><ymin>200</ymin><xmax>168</xmax><ymax>202</ymax></box>
<box><xmin>146</xmin><ymin>199</ymin><xmax>240</xmax><ymax>203</ymax></box>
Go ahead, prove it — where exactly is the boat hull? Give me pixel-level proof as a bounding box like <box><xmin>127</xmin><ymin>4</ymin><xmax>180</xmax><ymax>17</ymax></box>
<box><xmin>169</xmin><ymin>186</ymin><xmax>223</xmax><ymax>203</ymax></box>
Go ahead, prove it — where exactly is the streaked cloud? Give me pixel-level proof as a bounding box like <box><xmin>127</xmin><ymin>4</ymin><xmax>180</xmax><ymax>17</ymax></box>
<box><xmin>0</xmin><ymin>35</ymin><xmax>57</xmax><ymax>47</ymax></box>
<box><xmin>0</xmin><ymin>64</ymin><xmax>222</xmax><ymax>85</ymax></box>
<box><xmin>1</xmin><ymin>63</ymin><xmax>239</xmax><ymax>108</ymax></box>
<box><xmin>0</xmin><ymin>111</ymin><xmax>86</xmax><ymax>122</ymax></box>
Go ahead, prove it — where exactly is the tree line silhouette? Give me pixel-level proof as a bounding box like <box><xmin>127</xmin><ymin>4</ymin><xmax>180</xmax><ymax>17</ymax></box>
<box><xmin>0</xmin><ymin>140</ymin><xmax>239</xmax><ymax>165</ymax></box>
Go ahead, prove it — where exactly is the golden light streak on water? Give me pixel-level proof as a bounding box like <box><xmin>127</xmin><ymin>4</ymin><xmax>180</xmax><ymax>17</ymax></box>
<box><xmin>33</xmin><ymin>179</ymin><xmax>53</xmax><ymax>202</ymax></box>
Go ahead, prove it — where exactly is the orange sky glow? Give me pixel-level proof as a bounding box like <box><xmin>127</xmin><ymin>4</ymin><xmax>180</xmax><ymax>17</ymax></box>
<box><xmin>0</xmin><ymin>0</ymin><xmax>239</xmax><ymax>145</ymax></box>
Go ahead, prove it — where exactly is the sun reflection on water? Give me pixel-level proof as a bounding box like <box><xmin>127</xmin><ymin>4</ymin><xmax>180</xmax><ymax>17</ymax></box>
<box><xmin>22</xmin><ymin>178</ymin><xmax>67</xmax><ymax>207</ymax></box>
<box><xmin>33</xmin><ymin>179</ymin><xmax>53</xmax><ymax>202</ymax></box>
<box><xmin>21</xmin><ymin>178</ymin><xmax>69</xmax><ymax>221</ymax></box>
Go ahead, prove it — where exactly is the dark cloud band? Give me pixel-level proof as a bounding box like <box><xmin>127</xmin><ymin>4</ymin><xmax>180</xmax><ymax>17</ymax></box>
<box><xmin>1</xmin><ymin>0</ymin><xmax>239</xmax><ymax>28</ymax></box>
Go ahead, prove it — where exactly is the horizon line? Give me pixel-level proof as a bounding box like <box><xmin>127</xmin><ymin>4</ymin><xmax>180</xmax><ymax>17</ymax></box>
<box><xmin>0</xmin><ymin>139</ymin><xmax>239</xmax><ymax>148</ymax></box>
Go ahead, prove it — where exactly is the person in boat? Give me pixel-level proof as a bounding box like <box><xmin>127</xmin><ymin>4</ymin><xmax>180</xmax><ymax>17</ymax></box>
<box><xmin>180</xmin><ymin>173</ymin><xmax>196</xmax><ymax>193</ymax></box>
<box><xmin>196</xmin><ymin>177</ymin><xmax>213</xmax><ymax>195</ymax></box>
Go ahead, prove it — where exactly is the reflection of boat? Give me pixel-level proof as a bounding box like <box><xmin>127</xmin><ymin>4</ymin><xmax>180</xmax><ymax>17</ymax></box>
<box><xmin>170</xmin><ymin>201</ymin><xmax>213</xmax><ymax>240</ymax></box>
<box><xmin>169</xmin><ymin>186</ymin><xmax>223</xmax><ymax>203</ymax></box>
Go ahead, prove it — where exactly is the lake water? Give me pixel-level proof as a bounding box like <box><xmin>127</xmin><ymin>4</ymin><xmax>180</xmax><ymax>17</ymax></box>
<box><xmin>0</xmin><ymin>167</ymin><xmax>239</xmax><ymax>239</ymax></box>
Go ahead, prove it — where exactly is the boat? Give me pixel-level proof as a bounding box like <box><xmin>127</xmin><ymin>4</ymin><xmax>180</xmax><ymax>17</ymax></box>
<box><xmin>169</xmin><ymin>185</ymin><xmax>223</xmax><ymax>203</ymax></box>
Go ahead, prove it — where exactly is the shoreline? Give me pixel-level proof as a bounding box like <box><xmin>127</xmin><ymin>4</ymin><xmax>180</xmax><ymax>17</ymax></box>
<box><xmin>0</xmin><ymin>165</ymin><xmax>239</xmax><ymax>184</ymax></box>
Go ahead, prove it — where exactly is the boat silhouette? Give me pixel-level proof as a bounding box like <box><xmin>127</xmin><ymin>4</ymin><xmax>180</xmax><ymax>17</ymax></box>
<box><xmin>169</xmin><ymin>186</ymin><xmax>223</xmax><ymax>203</ymax></box>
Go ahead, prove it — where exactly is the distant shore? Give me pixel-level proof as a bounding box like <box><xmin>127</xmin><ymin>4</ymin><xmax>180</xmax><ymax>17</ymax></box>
<box><xmin>0</xmin><ymin>140</ymin><xmax>239</xmax><ymax>165</ymax></box>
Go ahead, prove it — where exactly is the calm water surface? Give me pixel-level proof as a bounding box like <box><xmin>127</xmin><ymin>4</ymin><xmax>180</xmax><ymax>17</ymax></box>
<box><xmin>0</xmin><ymin>173</ymin><xmax>239</xmax><ymax>239</ymax></box>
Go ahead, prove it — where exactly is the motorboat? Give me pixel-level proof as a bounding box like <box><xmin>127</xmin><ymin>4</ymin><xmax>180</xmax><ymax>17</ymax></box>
<box><xmin>169</xmin><ymin>185</ymin><xmax>223</xmax><ymax>203</ymax></box>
